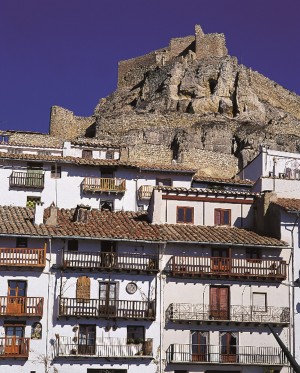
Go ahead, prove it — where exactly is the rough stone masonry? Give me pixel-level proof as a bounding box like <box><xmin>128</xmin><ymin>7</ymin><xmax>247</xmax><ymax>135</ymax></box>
<box><xmin>48</xmin><ymin>25</ymin><xmax>300</xmax><ymax>178</ymax></box>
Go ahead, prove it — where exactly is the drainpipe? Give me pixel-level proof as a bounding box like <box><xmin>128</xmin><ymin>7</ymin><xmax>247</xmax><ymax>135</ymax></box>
<box><xmin>45</xmin><ymin>237</ymin><xmax>52</xmax><ymax>373</ymax></box>
<box><xmin>159</xmin><ymin>242</ymin><xmax>166</xmax><ymax>373</ymax></box>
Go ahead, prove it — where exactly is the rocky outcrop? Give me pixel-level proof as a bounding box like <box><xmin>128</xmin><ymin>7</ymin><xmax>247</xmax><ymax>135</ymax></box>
<box><xmin>52</xmin><ymin>26</ymin><xmax>300</xmax><ymax>178</ymax></box>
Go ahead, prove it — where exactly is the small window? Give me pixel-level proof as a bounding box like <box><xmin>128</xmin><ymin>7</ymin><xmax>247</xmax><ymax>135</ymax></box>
<box><xmin>101</xmin><ymin>169</ymin><xmax>114</xmax><ymax>179</ymax></box>
<box><xmin>100</xmin><ymin>201</ymin><xmax>113</xmax><ymax>212</ymax></box>
<box><xmin>252</xmin><ymin>292</ymin><xmax>267</xmax><ymax>312</ymax></box>
<box><xmin>127</xmin><ymin>326</ymin><xmax>144</xmax><ymax>344</ymax></box>
<box><xmin>68</xmin><ymin>240</ymin><xmax>78</xmax><ymax>252</ymax></box>
<box><xmin>51</xmin><ymin>165</ymin><xmax>61</xmax><ymax>179</ymax></box>
<box><xmin>16</xmin><ymin>237</ymin><xmax>28</xmax><ymax>248</ymax></box>
<box><xmin>27</xmin><ymin>162</ymin><xmax>43</xmax><ymax>171</ymax></box>
<box><xmin>177</xmin><ymin>206</ymin><xmax>194</xmax><ymax>224</ymax></box>
<box><xmin>106</xmin><ymin>150</ymin><xmax>114</xmax><ymax>160</ymax></box>
<box><xmin>156</xmin><ymin>178</ymin><xmax>172</xmax><ymax>186</ymax></box>
<box><xmin>214</xmin><ymin>209</ymin><xmax>231</xmax><ymax>226</ymax></box>
<box><xmin>26</xmin><ymin>196</ymin><xmax>41</xmax><ymax>208</ymax></box>
<box><xmin>246</xmin><ymin>248</ymin><xmax>261</xmax><ymax>261</ymax></box>
<box><xmin>101</xmin><ymin>241</ymin><xmax>116</xmax><ymax>253</ymax></box>
<box><xmin>82</xmin><ymin>150</ymin><xmax>93</xmax><ymax>159</ymax></box>
<box><xmin>0</xmin><ymin>135</ymin><xmax>9</xmax><ymax>143</ymax></box>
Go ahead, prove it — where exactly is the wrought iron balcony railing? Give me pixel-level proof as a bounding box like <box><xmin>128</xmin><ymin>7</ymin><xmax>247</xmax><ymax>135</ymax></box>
<box><xmin>0</xmin><ymin>337</ymin><xmax>30</xmax><ymax>358</ymax></box>
<box><xmin>81</xmin><ymin>177</ymin><xmax>126</xmax><ymax>193</ymax></box>
<box><xmin>0</xmin><ymin>245</ymin><xmax>46</xmax><ymax>268</ymax></box>
<box><xmin>166</xmin><ymin>344</ymin><xmax>287</xmax><ymax>365</ymax></box>
<box><xmin>62</xmin><ymin>251</ymin><xmax>158</xmax><ymax>273</ymax></box>
<box><xmin>169</xmin><ymin>256</ymin><xmax>286</xmax><ymax>281</ymax></box>
<box><xmin>59</xmin><ymin>297</ymin><xmax>156</xmax><ymax>320</ymax></box>
<box><xmin>0</xmin><ymin>296</ymin><xmax>44</xmax><ymax>317</ymax></box>
<box><xmin>54</xmin><ymin>336</ymin><xmax>153</xmax><ymax>358</ymax></box>
<box><xmin>9</xmin><ymin>171</ymin><xmax>44</xmax><ymax>189</ymax></box>
<box><xmin>166</xmin><ymin>303</ymin><xmax>290</xmax><ymax>326</ymax></box>
<box><xmin>138</xmin><ymin>185</ymin><xmax>154</xmax><ymax>200</ymax></box>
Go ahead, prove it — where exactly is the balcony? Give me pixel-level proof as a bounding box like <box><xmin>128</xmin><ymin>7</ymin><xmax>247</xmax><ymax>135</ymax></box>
<box><xmin>0</xmin><ymin>337</ymin><xmax>30</xmax><ymax>359</ymax></box>
<box><xmin>166</xmin><ymin>344</ymin><xmax>287</xmax><ymax>366</ymax></box>
<box><xmin>59</xmin><ymin>297</ymin><xmax>156</xmax><ymax>320</ymax></box>
<box><xmin>62</xmin><ymin>251</ymin><xmax>159</xmax><ymax>273</ymax></box>
<box><xmin>169</xmin><ymin>256</ymin><xmax>286</xmax><ymax>281</ymax></box>
<box><xmin>0</xmin><ymin>296</ymin><xmax>44</xmax><ymax>317</ymax></box>
<box><xmin>0</xmin><ymin>245</ymin><xmax>46</xmax><ymax>268</ymax></box>
<box><xmin>9</xmin><ymin>171</ymin><xmax>44</xmax><ymax>189</ymax></box>
<box><xmin>81</xmin><ymin>177</ymin><xmax>126</xmax><ymax>194</ymax></box>
<box><xmin>54</xmin><ymin>336</ymin><xmax>153</xmax><ymax>359</ymax></box>
<box><xmin>166</xmin><ymin>303</ymin><xmax>290</xmax><ymax>326</ymax></box>
<box><xmin>138</xmin><ymin>185</ymin><xmax>154</xmax><ymax>200</ymax></box>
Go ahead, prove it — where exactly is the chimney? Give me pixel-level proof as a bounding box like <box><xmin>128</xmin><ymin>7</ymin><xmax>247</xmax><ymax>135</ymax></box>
<box><xmin>45</xmin><ymin>203</ymin><xmax>58</xmax><ymax>226</ymax></box>
<box><xmin>34</xmin><ymin>202</ymin><xmax>45</xmax><ymax>225</ymax></box>
<box><xmin>73</xmin><ymin>205</ymin><xmax>91</xmax><ymax>223</ymax></box>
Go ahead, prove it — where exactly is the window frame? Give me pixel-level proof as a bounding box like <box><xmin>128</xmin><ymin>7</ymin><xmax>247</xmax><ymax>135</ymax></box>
<box><xmin>214</xmin><ymin>208</ymin><xmax>231</xmax><ymax>226</ymax></box>
<box><xmin>82</xmin><ymin>150</ymin><xmax>93</xmax><ymax>159</ymax></box>
<box><xmin>127</xmin><ymin>325</ymin><xmax>145</xmax><ymax>344</ymax></box>
<box><xmin>176</xmin><ymin>206</ymin><xmax>194</xmax><ymax>224</ymax></box>
<box><xmin>50</xmin><ymin>164</ymin><xmax>61</xmax><ymax>179</ymax></box>
<box><xmin>252</xmin><ymin>292</ymin><xmax>267</xmax><ymax>312</ymax></box>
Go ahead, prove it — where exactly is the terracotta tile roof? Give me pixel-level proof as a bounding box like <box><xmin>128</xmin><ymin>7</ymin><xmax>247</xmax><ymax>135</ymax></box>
<box><xmin>157</xmin><ymin>224</ymin><xmax>285</xmax><ymax>246</ymax></box>
<box><xmin>3</xmin><ymin>131</ymin><xmax>64</xmax><ymax>148</ymax></box>
<box><xmin>0</xmin><ymin>206</ymin><xmax>286</xmax><ymax>247</ymax></box>
<box><xmin>155</xmin><ymin>186</ymin><xmax>258</xmax><ymax>197</ymax></box>
<box><xmin>193</xmin><ymin>175</ymin><xmax>254</xmax><ymax>186</ymax></box>
<box><xmin>273</xmin><ymin>198</ymin><xmax>300</xmax><ymax>212</ymax></box>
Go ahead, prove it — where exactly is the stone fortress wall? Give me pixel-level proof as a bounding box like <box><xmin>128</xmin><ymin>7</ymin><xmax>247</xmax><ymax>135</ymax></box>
<box><xmin>117</xmin><ymin>25</ymin><xmax>227</xmax><ymax>90</ymax></box>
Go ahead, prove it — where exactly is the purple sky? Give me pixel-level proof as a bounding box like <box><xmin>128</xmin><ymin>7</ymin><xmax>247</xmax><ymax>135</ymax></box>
<box><xmin>1</xmin><ymin>0</ymin><xmax>300</xmax><ymax>133</ymax></box>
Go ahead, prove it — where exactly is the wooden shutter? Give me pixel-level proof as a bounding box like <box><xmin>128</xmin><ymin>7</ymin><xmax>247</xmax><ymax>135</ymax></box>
<box><xmin>76</xmin><ymin>276</ymin><xmax>90</xmax><ymax>303</ymax></box>
<box><xmin>214</xmin><ymin>209</ymin><xmax>221</xmax><ymax>225</ymax></box>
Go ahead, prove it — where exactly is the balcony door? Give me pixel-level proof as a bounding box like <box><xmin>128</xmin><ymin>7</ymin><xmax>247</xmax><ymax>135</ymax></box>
<box><xmin>211</xmin><ymin>248</ymin><xmax>230</xmax><ymax>273</ymax></box>
<box><xmin>220</xmin><ymin>332</ymin><xmax>238</xmax><ymax>363</ymax></box>
<box><xmin>78</xmin><ymin>324</ymin><xmax>96</xmax><ymax>355</ymax></box>
<box><xmin>26</xmin><ymin>162</ymin><xmax>43</xmax><ymax>188</ymax></box>
<box><xmin>99</xmin><ymin>282</ymin><xmax>117</xmax><ymax>317</ymax></box>
<box><xmin>7</xmin><ymin>280</ymin><xmax>27</xmax><ymax>315</ymax></box>
<box><xmin>101</xmin><ymin>241</ymin><xmax>116</xmax><ymax>268</ymax></box>
<box><xmin>5</xmin><ymin>325</ymin><xmax>24</xmax><ymax>355</ymax></box>
<box><xmin>191</xmin><ymin>331</ymin><xmax>208</xmax><ymax>362</ymax></box>
<box><xmin>210</xmin><ymin>286</ymin><xmax>229</xmax><ymax>320</ymax></box>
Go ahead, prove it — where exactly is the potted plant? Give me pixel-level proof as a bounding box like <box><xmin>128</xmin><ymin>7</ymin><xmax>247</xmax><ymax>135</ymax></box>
<box><xmin>127</xmin><ymin>338</ymin><xmax>135</xmax><ymax>344</ymax></box>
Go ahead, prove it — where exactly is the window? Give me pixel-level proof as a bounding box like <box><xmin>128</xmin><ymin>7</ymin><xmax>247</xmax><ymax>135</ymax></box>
<box><xmin>26</xmin><ymin>196</ymin><xmax>41</xmax><ymax>208</ymax></box>
<box><xmin>246</xmin><ymin>248</ymin><xmax>261</xmax><ymax>261</ymax></box>
<box><xmin>177</xmin><ymin>206</ymin><xmax>194</xmax><ymax>224</ymax></box>
<box><xmin>210</xmin><ymin>286</ymin><xmax>229</xmax><ymax>320</ymax></box>
<box><xmin>191</xmin><ymin>331</ymin><xmax>208</xmax><ymax>362</ymax></box>
<box><xmin>127</xmin><ymin>326</ymin><xmax>144</xmax><ymax>344</ymax></box>
<box><xmin>99</xmin><ymin>282</ymin><xmax>117</xmax><ymax>316</ymax></box>
<box><xmin>156</xmin><ymin>178</ymin><xmax>172</xmax><ymax>186</ymax></box>
<box><xmin>82</xmin><ymin>150</ymin><xmax>93</xmax><ymax>159</ymax></box>
<box><xmin>0</xmin><ymin>135</ymin><xmax>9</xmax><ymax>143</ymax></box>
<box><xmin>51</xmin><ymin>165</ymin><xmax>61</xmax><ymax>179</ymax></box>
<box><xmin>68</xmin><ymin>240</ymin><xmax>78</xmax><ymax>252</ymax></box>
<box><xmin>214</xmin><ymin>209</ymin><xmax>231</xmax><ymax>226</ymax></box>
<box><xmin>78</xmin><ymin>325</ymin><xmax>96</xmax><ymax>355</ymax></box>
<box><xmin>106</xmin><ymin>150</ymin><xmax>114</xmax><ymax>160</ymax></box>
<box><xmin>16</xmin><ymin>237</ymin><xmax>28</xmax><ymax>248</ymax></box>
<box><xmin>100</xmin><ymin>200</ymin><xmax>113</xmax><ymax>212</ymax></box>
<box><xmin>252</xmin><ymin>292</ymin><xmax>267</xmax><ymax>312</ymax></box>
<box><xmin>5</xmin><ymin>323</ymin><xmax>26</xmax><ymax>355</ymax></box>
<box><xmin>220</xmin><ymin>331</ymin><xmax>238</xmax><ymax>363</ymax></box>
<box><xmin>101</xmin><ymin>169</ymin><xmax>114</xmax><ymax>178</ymax></box>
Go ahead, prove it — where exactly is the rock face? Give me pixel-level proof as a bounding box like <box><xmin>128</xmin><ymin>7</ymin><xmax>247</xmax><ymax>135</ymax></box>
<box><xmin>54</xmin><ymin>25</ymin><xmax>300</xmax><ymax>177</ymax></box>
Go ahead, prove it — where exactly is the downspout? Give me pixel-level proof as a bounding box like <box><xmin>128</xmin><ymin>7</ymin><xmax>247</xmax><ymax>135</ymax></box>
<box><xmin>287</xmin><ymin>213</ymin><xmax>299</xmax><ymax>364</ymax></box>
<box><xmin>159</xmin><ymin>242</ymin><xmax>166</xmax><ymax>373</ymax></box>
<box><xmin>45</xmin><ymin>237</ymin><xmax>52</xmax><ymax>373</ymax></box>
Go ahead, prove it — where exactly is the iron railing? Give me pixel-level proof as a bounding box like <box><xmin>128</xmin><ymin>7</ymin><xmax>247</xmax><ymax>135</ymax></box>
<box><xmin>166</xmin><ymin>303</ymin><xmax>290</xmax><ymax>325</ymax></box>
<box><xmin>54</xmin><ymin>336</ymin><xmax>153</xmax><ymax>358</ymax></box>
<box><xmin>166</xmin><ymin>344</ymin><xmax>287</xmax><ymax>365</ymax></box>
